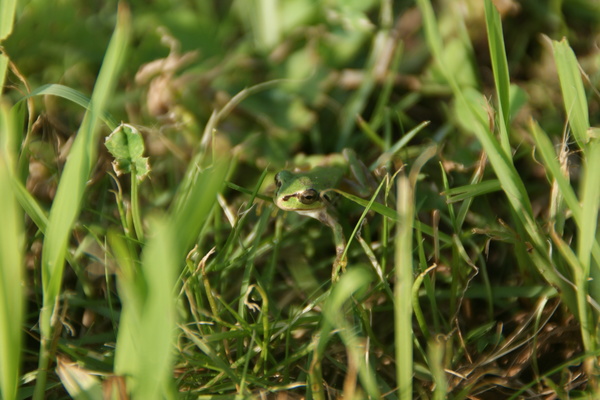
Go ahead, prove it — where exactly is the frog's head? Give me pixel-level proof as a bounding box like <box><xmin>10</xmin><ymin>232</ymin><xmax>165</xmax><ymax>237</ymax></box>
<box><xmin>274</xmin><ymin>170</ymin><xmax>327</xmax><ymax>214</ymax></box>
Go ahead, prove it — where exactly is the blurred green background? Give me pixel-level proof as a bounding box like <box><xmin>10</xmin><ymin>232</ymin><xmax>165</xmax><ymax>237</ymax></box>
<box><xmin>5</xmin><ymin>0</ymin><xmax>599</xmax><ymax>166</ymax></box>
<box><xmin>2</xmin><ymin>0</ymin><xmax>600</xmax><ymax>398</ymax></box>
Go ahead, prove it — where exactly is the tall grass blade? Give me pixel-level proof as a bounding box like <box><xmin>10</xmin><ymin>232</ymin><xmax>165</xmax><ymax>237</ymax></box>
<box><xmin>171</xmin><ymin>158</ymin><xmax>231</xmax><ymax>255</ymax></box>
<box><xmin>34</xmin><ymin>5</ymin><xmax>130</xmax><ymax>398</ymax></box>
<box><xmin>395</xmin><ymin>174</ymin><xmax>414</xmax><ymax>400</ymax></box>
<box><xmin>417</xmin><ymin>0</ymin><xmax>578</xmax><ymax>314</ymax></box>
<box><xmin>553</xmin><ymin>38</ymin><xmax>600</xmax><ymax>274</ymax></box>
<box><xmin>529</xmin><ymin>121</ymin><xmax>581</xmax><ymax>224</ymax></box>
<box><xmin>484</xmin><ymin>0</ymin><xmax>511</xmax><ymax>156</ymax></box>
<box><xmin>314</xmin><ymin>269</ymin><xmax>379</xmax><ymax>398</ymax></box>
<box><xmin>120</xmin><ymin>217</ymin><xmax>178</xmax><ymax>399</ymax></box>
<box><xmin>0</xmin><ymin>0</ymin><xmax>16</xmax><ymax>41</ymax></box>
<box><xmin>578</xmin><ymin>140</ymin><xmax>600</xmax><ymax>299</ymax></box>
<box><xmin>530</xmin><ymin>119</ymin><xmax>600</xmax><ymax>302</ymax></box>
<box><xmin>550</xmin><ymin>231</ymin><xmax>593</xmax><ymax>351</ymax></box>
<box><xmin>552</xmin><ymin>39</ymin><xmax>590</xmax><ymax>149</ymax></box>
<box><xmin>0</xmin><ymin>103</ymin><xmax>24</xmax><ymax>400</ymax></box>
<box><xmin>428</xmin><ymin>337</ymin><xmax>447</xmax><ymax>400</ymax></box>
<box><xmin>0</xmin><ymin>53</ymin><xmax>8</xmax><ymax>96</ymax></box>
<box><xmin>0</xmin><ymin>98</ymin><xmax>23</xmax><ymax>169</ymax></box>
<box><xmin>113</xmin><ymin>158</ymin><xmax>229</xmax><ymax>397</ymax></box>
<box><xmin>394</xmin><ymin>145</ymin><xmax>436</xmax><ymax>398</ymax></box>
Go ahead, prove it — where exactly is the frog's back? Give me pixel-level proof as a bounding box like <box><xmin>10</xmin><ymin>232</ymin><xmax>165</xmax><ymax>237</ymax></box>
<box><xmin>293</xmin><ymin>153</ymin><xmax>346</xmax><ymax>169</ymax></box>
<box><xmin>296</xmin><ymin>165</ymin><xmax>345</xmax><ymax>191</ymax></box>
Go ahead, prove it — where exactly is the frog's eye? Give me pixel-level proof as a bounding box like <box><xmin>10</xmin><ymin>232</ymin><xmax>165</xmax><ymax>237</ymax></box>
<box><xmin>299</xmin><ymin>189</ymin><xmax>319</xmax><ymax>205</ymax></box>
<box><xmin>274</xmin><ymin>173</ymin><xmax>282</xmax><ymax>187</ymax></box>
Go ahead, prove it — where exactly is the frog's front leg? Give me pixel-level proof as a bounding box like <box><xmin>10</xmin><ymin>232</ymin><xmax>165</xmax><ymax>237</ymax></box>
<box><xmin>317</xmin><ymin>210</ymin><xmax>347</xmax><ymax>282</ymax></box>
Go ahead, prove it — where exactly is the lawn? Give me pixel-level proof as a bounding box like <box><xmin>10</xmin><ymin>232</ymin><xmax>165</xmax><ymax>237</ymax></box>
<box><xmin>1</xmin><ymin>0</ymin><xmax>600</xmax><ymax>399</ymax></box>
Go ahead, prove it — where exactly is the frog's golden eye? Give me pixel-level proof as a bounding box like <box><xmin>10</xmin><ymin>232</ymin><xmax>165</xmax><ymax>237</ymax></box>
<box><xmin>299</xmin><ymin>189</ymin><xmax>319</xmax><ymax>205</ymax></box>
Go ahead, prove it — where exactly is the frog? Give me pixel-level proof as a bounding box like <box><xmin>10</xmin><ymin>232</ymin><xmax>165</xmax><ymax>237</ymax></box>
<box><xmin>274</xmin><ymin>149</ymin><xmax>375</xmax><ymax>282</ymax></box>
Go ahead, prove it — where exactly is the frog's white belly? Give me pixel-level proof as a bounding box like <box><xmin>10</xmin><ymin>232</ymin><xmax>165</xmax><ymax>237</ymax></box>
<box><xmin>294</xmin><ymin>209</ymin><xmax>323</xmax><ymax>220</ymax></box>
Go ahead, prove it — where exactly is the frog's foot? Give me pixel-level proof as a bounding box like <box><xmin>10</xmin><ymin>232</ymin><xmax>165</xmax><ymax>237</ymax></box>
<box><xmin>331</xmin><ymin>247</ymin><xmax>347</xmax><ymax>282</ymax></box>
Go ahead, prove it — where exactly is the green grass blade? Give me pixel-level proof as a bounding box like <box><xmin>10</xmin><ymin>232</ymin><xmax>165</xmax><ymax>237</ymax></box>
<box><xmin>35</xmin><ymin>5</ymin><xmax>130</xmax><ymax>398</ymax></box>
<box><xmin>369</xmin><ymin>120</ymin><xmax>430</xmax><ymax>170</ymax></box>
<box><xmin>395</xmin><ymin>174</ymin><xmax>414</xmax><ymax>400</ymax></box>
<box><xmin>0</xmin><ymin>0</ymin><xmax>16</xmax><ymax>41</ymax></box>
<box><xmin>530</xmin><ymin>121</ymin><xmax>581</xmax><ymax>224</ymax></box>
<box><xmin>454</xmin><ymin>154</ymin><xmax>487</xmax><ymax>231</ymax></box>
<box><xmin>179</xmin><ymin>325</ymin><xmax>241</xmax><ymax>386</ymax></box>
<box><xmin>530</xmin><ymin>121</ymin><xmax>600</xmax><ymax>283</ymax></box>
<box><xmin>416</xmin><ymin>0</ymin><xmax>444</xmax><ymax>68</ymax></box>
<box><xmin>112</xmin><ymin>156</ymin><xmax>228</xmax><ymax>397</ymax></box>
<box><xmin>171</xmin><ymin>158</ymin><xmax>231</xmax><ymax>255</ymax></box>
<box><xmin>419</xmin><ymin>0</ymin><xmax>531</xmax><ymax>216</ymax></box>
<box><xmin>16</xmin><ymin>83</ymin><xmax>119</xmax><ymax>130</ymax></box>
<box><xmin>0</xmin><ymin>105</ymin><xmax>24</xmax><ymax>400</ymax></box>
<box><xmin>443</xmin><ymin>179</ymin><xmax>501</xmax><ymax>203</ymax></box>
<box><xmin>331</xmin><ymin>269</ymin><xmax>381</xmax><ymax>398</ymax></box>
<box><xmin>578</xmin><ymin>140</ymin><xmax>600</xmax><ymax>284</ymax></box>
<box><xmin>335</xmin><ymin>187</ymin><xmax>452</xmax><ymax>245</ymax></box>
<box><xmin>135</xmin><ymin>218</ymin><xmax>178</xmax><ymax>398</ymax></box>
<box><xmin>417</xmin><ymin>0</ymin><xmax>577</xmax><ymax>314</ymax></box>
<box><xmin>484</xmin><ymin>0</ymin><xmax>511</xmax><ymax>156</ymax></box>
<box><xmin>10</xmin><ymin>178</ymin><xmax>49</xmax><ymax>232</ymax></box>
<box><xmin>0</xmin><ymin>94</ymin><xmax>22</xmax><ymax>170</ymax></box>
<box><xmin>550</xmin><ymin>231</ymin><xmax>594</xmax><ymax>355</ymax></box>
<box><xmin>0</xmin><ymin>53</ymin><xmax>8</xmax><ymax>98</ymax></box>
<box><xmin>312</xmin><ymin>269</ymin><xmax>379</xmax><ymax>398</ymax></box>
<box><xmin>427</xmin><ymin>337</ymin><xmax>447</xmax><ymax>400</ymax></box>
<box><xmin>107</xmin><ymin>230</ymin><xmax>138</xmax><ymax>381</ymax></box>
<box><xmin>552</xmin><ymin>39</ymin><xmax>590</xmax><ymax>149</ymax></box>
<box><xmin>110</xmin><ymin>218</ymin><xmax>178</xmax><ymax>399</ymax></box>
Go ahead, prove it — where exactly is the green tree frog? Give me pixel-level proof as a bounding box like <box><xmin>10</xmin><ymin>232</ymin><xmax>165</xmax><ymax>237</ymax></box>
<box><xmin>274</xmin><ymin>149</ymin><xmax>372</xmax><ymax>282</ymax></box>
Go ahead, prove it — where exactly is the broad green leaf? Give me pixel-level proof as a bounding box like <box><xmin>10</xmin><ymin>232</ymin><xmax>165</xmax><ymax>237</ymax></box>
<box><xmin>105</xmin><ymin>123</ymin><xmax>151</xmax><ymax>181</ymax></box>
